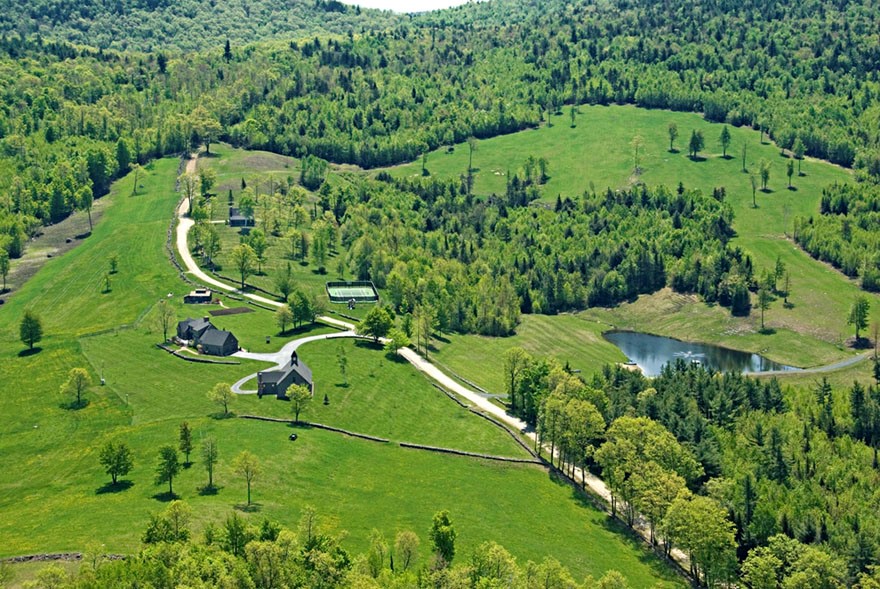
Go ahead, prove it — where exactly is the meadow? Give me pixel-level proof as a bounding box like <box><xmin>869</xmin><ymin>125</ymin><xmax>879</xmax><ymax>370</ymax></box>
<box><xmin>393</xmin><ymin>105</ymin><xmax>878</xmax><ymax>387</ymax></box>
<box><xmin>0</xmin><ymin>152</ymin><xmax>681</xmax><ymax>587</ymax></box>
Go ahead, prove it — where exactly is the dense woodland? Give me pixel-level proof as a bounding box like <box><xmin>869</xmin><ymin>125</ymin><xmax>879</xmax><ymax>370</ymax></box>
<box><xmin>503</xmin><ymin>349</ymin><xmax>880</xmax><ymax>587</ymax></box>
<box><xmin>794</xmin><ymin>183</ymin><xmax>880</xmax><ymax>291</ymax></box>
<box><xmin>5</xmin><ymin>0</ymin><xmax>880</xmax><ymax>265</ymax></box>
<box><xmin>0</xmin><ymin>0</ymin><xmax>403</xmax><ymax>52</ymax></box>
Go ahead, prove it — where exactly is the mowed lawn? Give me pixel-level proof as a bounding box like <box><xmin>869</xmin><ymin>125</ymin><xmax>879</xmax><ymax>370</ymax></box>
<box><xmin>0</xmin><ymin>151</ymin><xmax>682</xmax><ymax>587</ymax></box>
<box><xmin>234</xmin><ymin>338</ymin><xmax>530</xmax><ymax>456</ymax></box>
<box><xmin>430</xmin><ymin>313</ymin><xmax>626</xmax><ymax>395</ymax></box>
<box><xmin>395</xmin><ymin>104</ymin><xmax>877</xmax><ymax>370</ymax></box>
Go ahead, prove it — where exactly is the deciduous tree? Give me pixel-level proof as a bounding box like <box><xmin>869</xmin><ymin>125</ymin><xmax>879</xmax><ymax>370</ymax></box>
<box><xmin>61</xmin><ymin>367</ymin><xmax>91</xmax><ymax>407</ymax></box>
<box><xmin>201</xmin><ymin>438</ymin><xmax>219</xmax><ymax>490</ymax></box>
<box><xmin>667</xmin><ymin>122</ymin><xmax>678</xmax><ymax>151</ymax></box>
<box><xmin>289</xmin><ymin>384</ymin><xmax>312</xmax><ymax>423</ymax></box>
<box><xmin>99</xmin><ymin>441</ymin><xmax>133</xmax><ymax>485</ymax></box>
<box><xmin>275</xmin><ymin>304</ymin><xmax>293</xmax><ymax>334</ymax></box>
<box><xmin>720</xmin><ymin>125</ymin><xmax>731</xmax><ymax>157</ymax></box>
<box><xmin>230</xmin><ymin>243</ymin><xmax>256</xmax><ymax>289</ymax></box>
<box><xmin>429</xmin><ymin>510</ymin><xmax>456</xmax><ymax>565</ymax></box>
<box><xmin>233</xmin><ymin>450</ymin><xmax>261</xmax><ymax>506</ymax></box>
<box><xmin>20</xmin><ymin>310</ymin><xmax>43</xmax><ymax>350</ymax></box>
<box><xmin>208</xmin><ymin>382</ymin><xmax>234</xmax><ymax>416</ymax></box>
<box><xmin>357</xmin><ymin>306</ymin><xmax>393</xmax><ymax>343</ymax></box>
<box><xmin>848</xmin><ymin>295</ymin><xmax>871</xmax><ymax>341</ymax></box>
<box><xmin>179</xmin><ymin>422</ymin><xmax>193</xmax><ymax>465</ymax></box>
<box><xmin>155</xmin><ymin>445</ymin><xmax>181</xmax><ymax>496</ymax></box>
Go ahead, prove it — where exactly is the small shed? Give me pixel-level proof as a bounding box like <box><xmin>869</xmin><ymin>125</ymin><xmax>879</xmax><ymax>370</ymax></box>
<box><xmin>184</xmin><ymin>288</ymin><xmax>213</xmax><ymax>304</ymax></box>
<box><xmin>198</xmin><ymin>328</ymin><xmax>239</xmax><ymax>356</ymax></box>
<box><xmin>258</xmin><ymin>352</ymin><xmax>313</xmax><ymax>399</ymax></box>
<box><xmin>229</xmin><ymin>207</ymin><xmax>254</xmax><ymax>228</ymax></box>
<box><xmin>177</xmin><ymin>317</ymin><xmax>214</xmax><ymax>341</ymax></box>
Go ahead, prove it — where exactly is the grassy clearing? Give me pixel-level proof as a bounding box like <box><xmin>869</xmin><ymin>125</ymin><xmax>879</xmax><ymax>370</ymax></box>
<box><xmin>430</xmin><ymin>314</ymin><xmax>625</xmax><ymax>394</ymax></box>
<box><xmin>0</xmin><ymin>151</ymin><xmax>681</xmax><ymax>587</ymax></box>
<box><xmin>394</xmin><ymin>104</ymin><xmax>877</xmax><ymax>372</ymax></box>
<box><xmin>234</xmin><ymin>338</ymin><xmax>529</xmax><ymax>456</ymax></box>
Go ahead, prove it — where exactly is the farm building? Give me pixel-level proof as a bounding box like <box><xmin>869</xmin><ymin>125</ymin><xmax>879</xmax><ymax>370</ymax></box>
<box><xmin>258</xmin><ymin>351</ymin><xmax>313</xmax><ymax>399</ymax></box>
<box><xmin>198</xmin><ymin>328</ymin><xmax>239</xmax><ymax>356</ymax></box>
<box><xmin>177</xmin><ymin>317</ymin><xmax>213</xmax><ymax>341</ymax></box>
<box><xmin>176</xmin><ymin>317</ymin><xmax>239</xmax><ymax>356</ymax></box>
<box><xmin>184</xmin><ymin>288</ymin><xmax>213</xmax><ymax>304</ymax></box>
<box><xmin>228</xmin><ymin>207</ymin><xmax>254</xmax><ymax>227</ymax></box>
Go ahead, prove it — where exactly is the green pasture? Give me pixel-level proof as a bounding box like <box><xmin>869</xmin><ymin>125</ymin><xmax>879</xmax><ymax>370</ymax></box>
<box><xmin>233</xmin><ymin>338</ymin><xmax>529</xmax><ymax>456</ymax></box>
<box><xmin>0</xmin><ymin>151</ymin><xmax>681</xmax><ymax>587</ymax></box>
<box><xmin>430</xmin><ymin>313</ymin><xmax>626</xmax><ymax>394</ymax></box>
<box><xmin>395</xmin><ymin>104</ymin><xmax>877</xmax><ymax>372</ymax></box>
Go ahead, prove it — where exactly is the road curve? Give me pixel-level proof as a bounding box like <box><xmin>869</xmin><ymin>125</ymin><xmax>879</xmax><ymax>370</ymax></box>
<box><xmin>175</xmin><ymin>153</ymin><xmax>689</xmax><ymax>570</ymax></box>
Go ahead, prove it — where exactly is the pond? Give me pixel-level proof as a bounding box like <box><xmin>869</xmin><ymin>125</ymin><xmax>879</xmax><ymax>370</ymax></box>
<box><xmin>603</xmin><ymin>331</ymin><xmax>799</xmax><ymax>377</ymax></box>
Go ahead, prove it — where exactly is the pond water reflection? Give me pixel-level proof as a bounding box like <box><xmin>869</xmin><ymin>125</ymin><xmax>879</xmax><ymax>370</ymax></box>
<box><xmin>604</xmin><ymin>331</ymin><xmax>799</xmax><ymax>377</ymax></box>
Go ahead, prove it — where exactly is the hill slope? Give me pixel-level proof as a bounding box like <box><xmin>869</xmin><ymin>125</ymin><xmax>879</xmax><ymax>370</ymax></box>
<box><xmin>0</xmin><ymin>0</ymin><xmax>403</xmax><ymax>51</ymax></box>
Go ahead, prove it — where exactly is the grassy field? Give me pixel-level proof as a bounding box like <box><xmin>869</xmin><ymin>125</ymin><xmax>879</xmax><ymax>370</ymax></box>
<box><xmin>0</xmin><ymin>152</ymin><xmax>681</xmax><ymax>587</ymax></box>
<box><xmin>391</xmin><ymin>104</ymin><xmax>877</xmax><ymax>382</ymax></box>
<box><xmin>430</xmin><ymin>313</ymin><xmax>626</xmax><ymax>394</ymax></box>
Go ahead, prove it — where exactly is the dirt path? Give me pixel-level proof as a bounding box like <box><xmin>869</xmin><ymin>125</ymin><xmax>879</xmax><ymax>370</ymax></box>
<box><xmin>174</xmin><ymin>151</ymin><xmax>687</xmax><ymax>573</ymax></box>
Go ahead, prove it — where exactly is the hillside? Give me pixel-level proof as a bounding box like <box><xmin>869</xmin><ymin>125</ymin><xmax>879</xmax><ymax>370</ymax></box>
<box><xmin>0</xmin><ymin>0</ymin><xmax>403</xmax><ymax>51</ymax></box>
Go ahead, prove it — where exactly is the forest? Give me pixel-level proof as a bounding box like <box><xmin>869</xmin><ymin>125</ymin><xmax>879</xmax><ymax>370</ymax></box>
<box><xmin>794</xmin><ymin>183</ymin><xmax>880</xmax><ymax>292</ymax></box>
<box><xmin>502</xmin><ymin>348</ymin><xmax>880</xmax><ymax>587</ymax></box>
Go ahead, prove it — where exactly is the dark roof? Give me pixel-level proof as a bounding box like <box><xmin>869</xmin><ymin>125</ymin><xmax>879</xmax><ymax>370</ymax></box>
<box><xmin>259</xmin><ymin>371</ymin><xmax>284</xmax><ymax>384</ymax></box>
<box><xmin>288</xmin><ymin>359</ymin><xmax>312</xmax><ymax>384</ymax></box>
<box><xmin>179</xmin><ymin>317</ymin><xmax>212</xmax><ymax>332</ymax></box>
<box><xmin>199</xmin><ymin>328</ymin><xmax>236</xmax><ymax>348</ymax></box>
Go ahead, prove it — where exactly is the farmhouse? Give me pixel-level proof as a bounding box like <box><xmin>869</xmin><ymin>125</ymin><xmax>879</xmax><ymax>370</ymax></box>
<box><xmin>198</xmin><ymin>328</ymin><xmax>239</xmax><ymax>356</ymax></box>
<box><xmin>177</xmin><ymin>317</ymin><xmax>213</xmax><ymax>341</ymax></box>
<box><xmin>228</xmin><ymin>206</ymin><xmax>253</xmax><ymax>227</ymax></box>
<box><xmin>176</xmin><ymin>317</ymin><xmax>239</xmax><ymax>356</ymax></box>
<box><xmin>183</xmin><ymin>288</ymin><xmax>212</xmax><ymax>304</ymax></box>
<box><xmin>258</xmin><ymin>351</ymin><xmax>313</xmax><ymax>399</ymax></box>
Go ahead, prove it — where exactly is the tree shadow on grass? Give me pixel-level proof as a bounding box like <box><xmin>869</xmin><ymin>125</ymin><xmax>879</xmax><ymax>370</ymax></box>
<box><xmin>667</xmin><ymin>148</ymin><xmax>680</xmax><ymax>154</ymax></box>
<box><xmin>235</xmin><ymin>502</ymin><xmax>262</xmax><ymax>513</ymax></box>
<box><xmin>689</xmin><ymin>155</ymin><xmax>707</xmax><ymax>162</ymax></box>
<box><xmin>60</xmin><ymin>399</ymin><xmax>90</xmax><ymax>411</ymax></box>
<box><xmin>210</xmin><ymin>411</ymin><xmax>236</xmax><ymax>420</ymax></box>
<box><xmin>355</xmin><ymin>340</ymin><xmax>383</xmax><ymax>351</ymax></box>
<box><xmin>759</xmin><ymin>327</ymin><xmax>777</xmax><ymax>335</ymax></box>
<box><xmin>720</xmin><ymin>154</ymin><xmax>734</xmax><ymax>160</ymax></box>
<box><xmin>761</xmin><ymin>187</ymin><xmax>774</xmax><ymax>194</ymax></box>
<box><xmin>787</xmin><ymin>186</ymin><xmax>798</xmax><ymax>192</ymax></box>
<box><xmin>152</xmin><ymin>491</ymin><xmax>178</xmax><ymax>502</ymax></box>
<box><xmin>198</xmin><ymin>485</ymin><xmax>221</xmax><ymax>496</ymax></box>
<box><xmin>95</xmin><ymin>480</ymin><xmax>134</xmax><ymax>495</ymax></box>
<box><xmin>18</xmin><ymin>347</ymin><xmax>43</xmax><ymax>357</ymax></box>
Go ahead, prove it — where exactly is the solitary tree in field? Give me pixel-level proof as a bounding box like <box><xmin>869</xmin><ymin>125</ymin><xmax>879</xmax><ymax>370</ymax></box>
<box><xmin>787</xmin><ymin>159</ymin><xmax>795</xmax><ymax>188</ymax></box>
<box><xmin>337</xmin><ymin>345</ymin><xmax>348</xmax><ymax>386</ymax></box>
<box><xmin>289</xmin><ymin>384</ymin><xmax>312</xmax><ymax>423</ymax></box>
<box><xmin>848</xmin><ymin>296</ymin><xmax>871</xmax><ymax>342</ymax></box>
<box><xmin>275</xmin><ymin>262</ymin><xmax>294</xmax><ymax>302</ymax></box>
<box><xmin>793</xmin><ymin>137</ymin><xmax>805</xmax><ymax>175</ymax></box>
<box><xmin>179</xmin><ymin>172</ymin><xmax>199</xmax><ymax>216</ymax></box>
<box><xmin>155</xmin><ymin>445</ymin><xmax>181</xmax><ymax>497</ymax></box>
<box><xmin>719</xmin><ymin>126</ymin><xmax>731</xmax><ymax>158</ymax></box>
<box><xmin>157</xmin><ymin>300</ymin><xmax>176</xmax><ymax>343</ymax></box>
<box><xmin>384</xmin><ymin>327</ymin><xmax>411</xmax><ymax>356</ymax></box>
<box><xmin>741</xmin><ymin>143</ymin><xmax>748</xmax><ymax>173</ymax></box>
<box><xmin>179</xmin><ymin>422</ymin><xmax>193</xmax><ymax>466</ymax></box>
<box><xmin>99</xmin><ymin>441</ymin><xmax>133</xmax><ymax>485</ymax></box>
<box><xmin>62</xmin><ymin>367</ymin><xmax>91</xmax><ymax>407</ymax></box>
<box><xmin>78</xmin><ymin>185</ymin><xmax>94</xmax><ymax>231</ymax></box>
<box><xmin>201</xmin><ymin>438</ymin><xmax>219</xmax><ymax>490</ymax></box>
<box><xmin>230</xmin><ymin>244</ymin><xmax>256</xmax><ymax>289</ymax></box>
<box><xmin>233</xmin><ymin>450</ymin><xmax>261</xmax><ymax>506</ymax></box>
<box><xmin>466</xmin><ymin>136</ymin><xmax>478</xmax><ymax>172</ymax></box>
<box><xmin>20</xmin><ymin>310</ymin><xmax>43</xmax><ymax>350</ymax></box>
<box><xmin>208</xmin><ymin>382</ymin><xmax>234</xmax><ymax>416</ymax></box>
<box><xmin>631</xmin><ymin>134</ymin><xmax>644</xmax><ymax>173</ymax></box>
<box><xmin>759</xmin><ymin>159</ymin><xmax>771</xmax><ymax>190</ymax></box>
<box><xmin>0</xmin><ymin>249</ymin><xmax>9</xmax><ymax>291</ymax></box>
<box><xmin>667</xmin><ymin>122</ymin><xmax>678</xmax><ymax>152</ymax></box>
<box><xmin>688</xmin><ymin>130</ymin><xmax>704</xmax><ymax>159</ymax></box>
<box><xmin>750</xmin><ymin>173</ymin><xmax>758</xmax><ymax>208</ymax></box>
<box><xmin>757</xmin><ymin>286</ymin><xmax>771</xmax><ymax>330</ymax></box>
